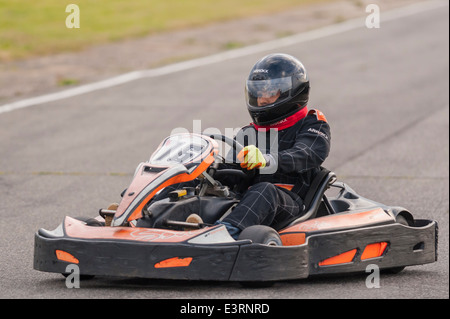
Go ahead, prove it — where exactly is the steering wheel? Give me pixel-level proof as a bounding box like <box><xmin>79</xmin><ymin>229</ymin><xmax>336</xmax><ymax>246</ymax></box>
<box><xmin>206</xmin><ymin>133</ymin><xmax>255</xmax><ymax>193</ymax></box>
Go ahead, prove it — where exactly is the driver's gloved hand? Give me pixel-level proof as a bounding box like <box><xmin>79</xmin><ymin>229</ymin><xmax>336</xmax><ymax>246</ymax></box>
<box><xmin>237</xmin><ymin>145</ymin><xmax>267</xmax><ymax>170</ymax></box>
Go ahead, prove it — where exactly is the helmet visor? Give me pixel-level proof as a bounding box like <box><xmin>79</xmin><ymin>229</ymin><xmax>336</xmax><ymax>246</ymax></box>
<box><xmin>246</xmin><ymin>77</ymin><xmax>293</xmax><ymax>107</ymax></box>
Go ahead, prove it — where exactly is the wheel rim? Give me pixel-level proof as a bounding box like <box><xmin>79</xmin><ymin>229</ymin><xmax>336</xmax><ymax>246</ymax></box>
<box><xmin>266</xmin><ymin>239</ymin><xmax>280</xmax><ymax>246</ymax></box>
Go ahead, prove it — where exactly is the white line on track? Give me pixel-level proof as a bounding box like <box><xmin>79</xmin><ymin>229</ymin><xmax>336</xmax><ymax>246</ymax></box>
<box><xmin>0</xmin><ymin>0</ymin><xmax>447</xmax><ymax>115</ymax></box>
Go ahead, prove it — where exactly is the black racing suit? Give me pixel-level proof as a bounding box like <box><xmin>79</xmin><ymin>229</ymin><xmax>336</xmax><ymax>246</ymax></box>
<box><xmin>220</xmin><ymin>109</ymin><xmax>331</xmax><ymax>231</ymax></box>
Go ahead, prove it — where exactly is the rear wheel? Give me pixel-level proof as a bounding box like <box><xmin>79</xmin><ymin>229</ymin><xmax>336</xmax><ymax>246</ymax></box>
<box><xmin>383</xmin><ymin>214</ymin><xmax>413</xmax><ymax>274</ymax></box>
<box><xmin>395</xmin><ymin>214</ymin><xmax>411</xmax><ymax>227</ymax></box>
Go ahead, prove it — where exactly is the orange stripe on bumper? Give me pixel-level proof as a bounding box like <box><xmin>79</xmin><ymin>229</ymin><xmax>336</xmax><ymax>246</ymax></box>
<box><xmin>154</xmin><ymin>257</ymin><xmax>193</xmax><ymax>268</ymax></box>
<box><xmin>55</xmin><ymin>250</ymin><xmax>79</xmax><ymax>264</ymax></box>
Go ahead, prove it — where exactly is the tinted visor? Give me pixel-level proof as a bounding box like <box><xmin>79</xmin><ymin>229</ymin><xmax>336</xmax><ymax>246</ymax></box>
<box><xmin>246</xmin><ymin>77</ymin><xmax>293</xmax><ymax>107</ymax></box>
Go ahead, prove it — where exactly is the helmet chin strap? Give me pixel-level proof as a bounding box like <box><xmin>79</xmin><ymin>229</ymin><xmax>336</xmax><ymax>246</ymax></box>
<box><xmin>252</xmin><ymin>106</ymin><xmax>308</xmax><ymax>131</ymax></box>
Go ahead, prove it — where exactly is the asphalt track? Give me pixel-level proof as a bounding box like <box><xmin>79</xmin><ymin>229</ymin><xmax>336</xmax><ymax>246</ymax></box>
<box><xmin>0</xmin><ymin>1</ymin><xmax>448</xmax><ymax>299</ymax></box>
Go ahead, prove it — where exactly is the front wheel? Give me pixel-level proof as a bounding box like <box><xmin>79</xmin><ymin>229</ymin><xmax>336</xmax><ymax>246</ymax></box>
<box><xmin>237</xmin><ymin>225</ymin><xmax>281</xmax><ymax>288</ymax></box>
<box><xmin>73</xmin><ymin>216</ymin><xmax>104</xmax><ymax>227</ymax></box>
<box><xmin>62</xmin><ymin>273</ymin><xmax>95</xmax><ymax>280</ymax></box>
<box><xmin>238</xmin><ymin>225</ymin><xmax>282</xmax><ymax>246</ymax></box>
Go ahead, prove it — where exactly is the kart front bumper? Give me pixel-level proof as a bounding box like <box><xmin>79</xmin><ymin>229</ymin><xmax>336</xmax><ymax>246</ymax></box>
<box><xmin>34</xmin><ymin>218</ymin><xmax>438</xmax><ymax>282</ymax></box>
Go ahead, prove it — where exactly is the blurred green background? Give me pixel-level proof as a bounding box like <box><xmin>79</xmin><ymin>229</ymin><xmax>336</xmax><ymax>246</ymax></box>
<box><xmin>0</xmin><ymin>0</ymin><xmax>332</xmax><ymax>61</ymax></box>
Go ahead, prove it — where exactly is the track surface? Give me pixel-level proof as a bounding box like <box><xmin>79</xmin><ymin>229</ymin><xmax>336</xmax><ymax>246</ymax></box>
<box><xmin>0</xmin><ymin>2</ymin><xmax>448</xmax><ymax>299</ymax></box>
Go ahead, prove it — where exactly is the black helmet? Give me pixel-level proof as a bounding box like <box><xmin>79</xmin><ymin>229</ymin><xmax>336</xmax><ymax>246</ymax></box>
<box><xmin>245</xmin><ymin>53</ymin><xmax>310</xmax><ymax>126</ymax></box>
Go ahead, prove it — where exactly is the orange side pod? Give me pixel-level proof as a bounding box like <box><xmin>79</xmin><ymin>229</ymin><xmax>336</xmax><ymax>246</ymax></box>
<box><xmin>280</xmin><ymin>233</ymin><xmax>306</xmax><ymax>246</ymax></box>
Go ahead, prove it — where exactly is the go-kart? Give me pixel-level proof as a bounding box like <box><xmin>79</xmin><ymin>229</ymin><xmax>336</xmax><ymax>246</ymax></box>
<box><xmin>34</xmin><ymin>133</ymin><xmax>438</xmax><ymax>284</ymax></box>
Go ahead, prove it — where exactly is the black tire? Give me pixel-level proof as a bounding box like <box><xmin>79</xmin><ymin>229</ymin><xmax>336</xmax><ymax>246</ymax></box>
<box><xmin>238</xmin><ymin>225</ymin><xmax>282</xmax><ymax>246</ymax></box>
<box><xmin>73</xmin><ymin>216</ymin><xmax>105</xmax><ymax>227</ymax></box>
<box><xmin>237</xmin><ymin>226</ymin><xmax>281</xmax><ymax>288</ymax></box>
<box><xmin>62</xmin><ymin>216</ymin><xmax>99</xmax><ymax>279</ymax></box>
<box><xmin>383</xmin><ymin>214</ymin><xmax>413</xmax><ymax>274</ymax></box>
<box><xmin>395</xmin><ymin>214</ymin><xmax>412</xmax><ymax>227</ymax></box>
<box><xmin>61</xmin><ymin>273</ymin><xmax>95</xmax><ymax>280</ymax></box>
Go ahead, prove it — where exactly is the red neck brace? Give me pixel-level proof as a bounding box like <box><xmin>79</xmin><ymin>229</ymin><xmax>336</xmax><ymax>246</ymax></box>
<box><xmin>252</xmin><ymin>107</ymin><xmax>308</xmax><ymax>131</ymax></box>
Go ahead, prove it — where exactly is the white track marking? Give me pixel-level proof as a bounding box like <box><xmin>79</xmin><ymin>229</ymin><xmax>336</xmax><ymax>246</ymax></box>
<box><xmin>0</xmin><ymin>0</ymin><xmax>447</xmax><ymax>115</ymax></box>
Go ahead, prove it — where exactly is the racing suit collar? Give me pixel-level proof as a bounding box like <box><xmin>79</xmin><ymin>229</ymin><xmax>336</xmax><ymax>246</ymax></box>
<box><xmin>252</xmin><ymin>106</ymin><xmax>308</xmax><ymax>131</ymax></box>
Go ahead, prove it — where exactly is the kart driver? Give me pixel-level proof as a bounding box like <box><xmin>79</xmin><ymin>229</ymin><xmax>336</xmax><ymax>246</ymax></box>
<box><xmin>216</xmin><ymin>53</ymin><xmax>331</xmax><ymax>239</ymax></box>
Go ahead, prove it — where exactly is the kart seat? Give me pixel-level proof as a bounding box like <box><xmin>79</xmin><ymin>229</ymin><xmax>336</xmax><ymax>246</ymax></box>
<box><xmin>274</xmin><ymin>167</ymin><xmax>337</xmax><ymax>230</ymax></box>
